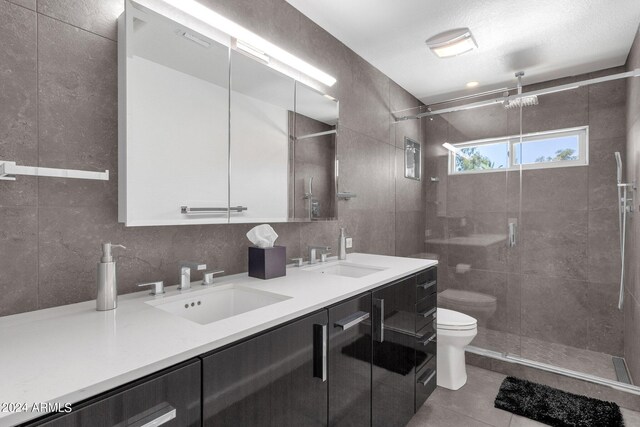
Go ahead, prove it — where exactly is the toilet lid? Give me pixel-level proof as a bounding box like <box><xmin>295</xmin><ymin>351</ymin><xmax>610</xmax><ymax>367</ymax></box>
<box><xmin>438</xmin><ymin>289</ymin><xmax>497</xmax><ymax>308</ymax></box>
<box><xmin>436</xmin><ymin>308</ymin><xmax>477</xmax><ymax>330</ymax></box>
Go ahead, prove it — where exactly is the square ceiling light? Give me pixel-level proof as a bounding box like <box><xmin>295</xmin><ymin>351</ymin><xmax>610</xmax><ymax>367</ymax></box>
<box><xmin>426</xmin><ymin>28</ymin><xmax>477</xmax><ymax>58</ymax></box>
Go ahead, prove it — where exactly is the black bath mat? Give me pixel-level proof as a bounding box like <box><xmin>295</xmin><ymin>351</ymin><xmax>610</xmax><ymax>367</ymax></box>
<box><xmin>494</xmin><ymin>376</ymin><xmax>624</xmax><ymax>427</ymax></box>
<box><xmin>341</xmin><ymin>336</ymin><xmax>427</xmax><ymax>376</ymax></box>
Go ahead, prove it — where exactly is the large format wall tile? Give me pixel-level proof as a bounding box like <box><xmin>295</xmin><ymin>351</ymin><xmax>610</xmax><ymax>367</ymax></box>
<box><xmin>0</xmin><ymin>0</ymin><xmax>423</xmax><ymax>317</ymax></box>
<box><xmin>586</xmin><ymin>282</ymin><xmax>624</xmax><ymax>355</ymax></box>
<box><xmin>520</xmin><ymin>211</ymin><xmax>588</xmax><ymax>280</ymax></box>
<box><xmin>0</xmin><ymin>207</ymin><xmax>38</xmax><ymax>316</ymax></box>
<box><xmin>520</xmin><ymin>167</ymin><xmax>588</xmax><ymax>212</ymax></box>
<box><xmin>588</xmin><ymin>137</ymin><xmax>626</xmax><ymax>210</ymax></box>
<box><xmin>37</xmin><ymin>15</ymin><xmax>118</xmax><ymax>208</ymax></box>
<box><xmin>587</xmin><ymin>208</ymin><xmax>621</xmax><ymax>284</ymax></box>
<box><xmin>521</xmin><ymin>275</ymin><xmax>590</xmax><ymax>348</ymax></box>
<box><xmin>36</xmin><ymin>0</ymin><xmax>123</xmax><ymax>41</ymax></box>
<box><xmin>0</xmin><ymin>1</ymin><xmax>37</xmax><ymax>207</ymax></box>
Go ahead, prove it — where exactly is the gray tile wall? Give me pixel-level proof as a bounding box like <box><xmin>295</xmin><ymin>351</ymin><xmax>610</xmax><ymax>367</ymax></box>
<box><xmin>424</xmin><ymin>69</ymin><xmax>627</xmax><ymax>356</ymax></box>
<box><xmin>0</xmin><ymin>0</ymin><xmax>420</xmax><ymax>316</ymax></box>
<box><xmin>625</xmin><ymin>25</ymin><xmax>640</xmax><ymax>382</ymax></box>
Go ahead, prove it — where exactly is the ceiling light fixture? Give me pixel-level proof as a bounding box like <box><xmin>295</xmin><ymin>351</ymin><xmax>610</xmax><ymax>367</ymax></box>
<box><xmin>162</xmin><ymin>0</ymin><xmax>336</xmax><ymax>86</ymax></box>
<box><xmin>426</xmin><ymin>28</ymin><xmax>477</xmax><ymax>58</ymax></box>
<box><xmin>466</xmin><ymin>81</ymin><xmax>479</xmax><ymax>88</ymax></box>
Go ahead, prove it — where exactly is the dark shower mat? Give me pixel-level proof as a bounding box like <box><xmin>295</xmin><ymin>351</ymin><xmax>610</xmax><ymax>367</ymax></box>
<box><xmin>495</xmin><ymin>376</ymin><xmax>624</xmax><ymax>427</ymax></box>
<box><xmin>341</xmin><ymin>336</ymin><xmax>427</xmax><ymax>376</ymax></box>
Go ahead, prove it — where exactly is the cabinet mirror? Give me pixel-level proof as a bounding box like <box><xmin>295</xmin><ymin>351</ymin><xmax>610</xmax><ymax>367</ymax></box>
<box><xmin>119</xmin><ymin>1</ymin><xmax>339</xmax><ymax>226</ymax></box>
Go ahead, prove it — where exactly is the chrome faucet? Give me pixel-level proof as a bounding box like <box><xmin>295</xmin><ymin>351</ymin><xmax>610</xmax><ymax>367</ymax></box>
<box><xmin>308</xmin><ymin>245</ymin><xmax>331</xmax><ymax>265</ymax></box>
<box><xmin>179</xmin><ymin>261</ymin><xmax>207</xmax><ymax>291</ymax></box>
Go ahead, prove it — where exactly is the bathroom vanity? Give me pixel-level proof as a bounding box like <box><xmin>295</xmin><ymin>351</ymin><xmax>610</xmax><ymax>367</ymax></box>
<box><xmin>1</xmin><ymin>254</ymin><xmax>437</xmax><ymax>427</ymax></box>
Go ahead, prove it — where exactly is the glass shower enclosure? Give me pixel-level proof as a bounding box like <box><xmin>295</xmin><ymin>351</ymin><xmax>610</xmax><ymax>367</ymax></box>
<box><xmin>393</xmin><ymin>68</ymin><xmax>640</xmax><ymax>395</ymax></box>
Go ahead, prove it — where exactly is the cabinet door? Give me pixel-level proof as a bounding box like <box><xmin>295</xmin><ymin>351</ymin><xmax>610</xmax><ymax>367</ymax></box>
<box><xmin>202</xmin><ymin>310</ymin><xmax>328</xmax><ymax>427</ymax></box>
<box><xmin>371</xmin><ymin>276</ymin><xmax>417</xmax><ymax>427</ymax></box>
<box><xmin>328</xmin><ymin>293</ymin><xmax>372</xmax><ymax>427</ymax></box>
<box><xmin>28</xmin><ymin>360</ymin><xmax>201</xmax><ymax>427</ymax></box>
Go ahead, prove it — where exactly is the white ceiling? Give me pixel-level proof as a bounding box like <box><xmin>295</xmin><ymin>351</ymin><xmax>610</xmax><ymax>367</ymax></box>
<box><xmin>285</xmin><ymin>0</ymin><xmax>640</xmax><ymax>105</ymax></box>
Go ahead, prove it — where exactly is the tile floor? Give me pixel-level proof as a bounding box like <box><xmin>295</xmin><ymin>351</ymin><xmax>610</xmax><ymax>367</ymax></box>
<box><xmin>408</xmin><ymin>365</ymin><xmax>640</xmax><ymax>427</ymax></box>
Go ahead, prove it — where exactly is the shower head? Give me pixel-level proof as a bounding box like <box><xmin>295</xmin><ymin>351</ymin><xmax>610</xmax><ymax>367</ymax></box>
<box><xmin>615</xmin><ymin>152</ymin><xmax>623</xmax><ymax>184</ymax></box>
<box><xmin>503</xmin><ymin>95</ymin><xmax>539</xmax><ymax>109</ymax></box>
<box><xmin>503</xmin><ymin>71</ymin><xmax>538</xmax><ymax>109</ymax></box>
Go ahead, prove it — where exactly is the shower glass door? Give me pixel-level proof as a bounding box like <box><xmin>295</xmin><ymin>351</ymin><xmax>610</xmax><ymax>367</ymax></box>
<box><xmin>422</xmin><ymin>101</ymin><xmax>522</xmax><ymax>358</ymax></box>
<box><xmin>516</xmin><ymin>73</ymin><xmax>627</xmax><ymax>382</ymax></box>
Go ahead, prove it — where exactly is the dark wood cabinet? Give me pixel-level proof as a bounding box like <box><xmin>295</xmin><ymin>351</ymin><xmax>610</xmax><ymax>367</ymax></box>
<box><xmin>371</xmin><ymin>275</ymin><xmax>418</xmax><ymax>427</ymax></box>
<box><xmin>201</xmin><ymin>310</ymin><xmax>329</xmax><ymax>427</ymax></box>
<box><xmin>327</xmin><ymin>293</ymin><xmax>372</xmax><ymax>427</ymax></box>
<box><xmin>24</xmin><ymin>359</ymin><xmax>201</xmax><ymax>427</ymax></box>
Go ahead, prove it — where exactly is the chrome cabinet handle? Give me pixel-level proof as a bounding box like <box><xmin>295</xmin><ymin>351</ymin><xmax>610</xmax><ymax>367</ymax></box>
<box><xmin>127</xmin><ymin>402</ymin><xmax>176</xmax><ymax>427</ymax></box>
<box><xmin>418</xmin><ymin>306</ymin><xmax>437</xmax><ymax>319</ymax></box>
<box><xmin>313</xmin><ymin>324</ymin><xmax>328</xmax><ymax>382</ymax></box>
<box><xmin>372</xmin><ymin>298</ymin><xmax>384</xmax><ymax>343</ymax></box>
<box><xmin>418</xmin><ymin>280</ymin><xmax>437</xmax><ymax>291</ymax></box>
<box><xmin>334</xmin><ymin>311</ymin><xmax>370</xmax><ymax>331</ymax></box>
<box><xmin>418</xmin><ymin>333</ymin><xmax>437</xmax><ymax>346</ymax></box>
<box><xmin>417</xmin><ymin>369</ymin><xmax>436</xmax><ymax>387</ymax></box>
<box><xmin>181</xmin><ymin>205</ymin><xmax>248</xmax><ymax>214</ymax></box>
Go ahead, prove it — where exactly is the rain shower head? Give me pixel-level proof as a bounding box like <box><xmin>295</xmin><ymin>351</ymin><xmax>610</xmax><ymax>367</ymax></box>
<box><xmin>503</xmin><ymin>95</ymin><xmax>539</xmax><ymax>109</ymax></box>
<box><xmin>503</xmin><ymin>71</ymin><xmax>539</xmax><ymax>109</ymax></box>
<box><xmin>615</xmin><ymin>151</ymin><xmax>623</xmax><ymax>184</ymax></box>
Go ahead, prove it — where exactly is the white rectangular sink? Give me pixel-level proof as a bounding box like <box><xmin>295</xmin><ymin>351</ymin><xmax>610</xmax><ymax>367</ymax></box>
<box><xmin>146</xmin><ymin>284</ymin><xmax>291</xmax><ymax>325</ymax></box>
<box><xmin>304</xmin><ymin>261</ymin><xmax>386</xmax><ymax>278</ymax></box>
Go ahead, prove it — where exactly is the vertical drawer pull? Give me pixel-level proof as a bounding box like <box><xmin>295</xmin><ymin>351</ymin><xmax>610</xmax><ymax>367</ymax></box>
<box><xmin>127</xmin><ymin>402</ymin><xmax>176</xmax><ymax>427</ymax></box>
<box><xmin>417</xmin><ymin>369</ymin><xmax>437</xmax><ymax>387</ymax></box>
<box><xmin>372</xmin><ymin>298</ymin><xmax>384</xmax><ymax>343</ymax></box>
<box><xmin>334</xmin><ymin>311</ymin><xmax>370</xmax><ymax>331</ymax></box>
<box><xmin>313</xmin><ymin>323</ymin><xmax>328</xmax><ymax>382</ymax></box>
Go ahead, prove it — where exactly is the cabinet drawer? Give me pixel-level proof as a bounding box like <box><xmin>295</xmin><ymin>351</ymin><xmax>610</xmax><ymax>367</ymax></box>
<box><xmin>415</xmin><ymin>357</ymin><xmax>437</xmax><ymax>411</ymax></box>
<box><xmin>26</xmin><ymin>360</ymin><xmax>201</xmax><ymax>427</ymax></box>
<box><xmin>416</xmin><ymin>268</ymin><xmax>437</xmax><ymax>300</ymax></box>
<box><xmin>415</xmin><ymin>293</ymin><xmax>437</xmax><ymax>332</ymax></box>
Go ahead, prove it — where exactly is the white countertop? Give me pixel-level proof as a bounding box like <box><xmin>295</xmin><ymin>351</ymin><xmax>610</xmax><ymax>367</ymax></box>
<box><xmin>0</xmin><ymin>253</ymin><xmax>436</xmax><ymax>426</ymax></box>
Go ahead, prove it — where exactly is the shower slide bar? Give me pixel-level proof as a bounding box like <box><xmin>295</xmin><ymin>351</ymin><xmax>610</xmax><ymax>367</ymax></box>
<box><xmin>466</xmin><ymin>345</ymin><xmax>640</xmax><ymax>395</ymax></box>
<box><xmin>395</xmin><ymin>68</ymin><xmax>640</xmax><ymax>120</ymax></box>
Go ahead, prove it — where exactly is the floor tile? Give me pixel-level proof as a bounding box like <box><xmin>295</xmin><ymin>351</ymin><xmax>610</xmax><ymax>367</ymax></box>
<box><xmin>408</xmin><ymin>403</ymin><xmax>494</xmax><ymax>427</ymax></box>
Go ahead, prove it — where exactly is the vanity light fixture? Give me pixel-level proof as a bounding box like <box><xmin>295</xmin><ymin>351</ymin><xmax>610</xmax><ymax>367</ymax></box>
<box><xmin>162</xmin><ymin>0</ymin><xmax>336</xmax><ymax>86</ymax></box>
<box><xmin>426</xmin><ymin>28</ymin><xmax>477</xmax><ymax>58</ymax></box>
<box><xmin>442</xmin><ymin>142</ymin><xmax>471</xmax><ymax>160</ymax></box>
<box><xmin>466</xmin><ymin>81</ymin><xmax>479</xmax><ymax>88</ymax></box>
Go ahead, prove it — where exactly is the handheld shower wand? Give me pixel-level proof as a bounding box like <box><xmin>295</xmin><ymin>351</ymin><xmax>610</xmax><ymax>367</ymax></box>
<box><xmin>615</xmin><ymin>151</ymin><xmax>634</xmax><ymax>310</ymax></box>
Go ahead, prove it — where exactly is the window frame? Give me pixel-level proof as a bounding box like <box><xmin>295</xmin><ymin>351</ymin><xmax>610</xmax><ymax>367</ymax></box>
<box><xmin>447</xmin><ymin>126</ymin><xmax>589</xmax><ymax>175</ymax></box>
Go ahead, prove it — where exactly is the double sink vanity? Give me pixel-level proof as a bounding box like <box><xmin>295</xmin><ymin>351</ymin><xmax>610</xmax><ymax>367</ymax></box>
<box><xmin>1</xmin><ymin>254</ymin><xmax>437</xmax><ymax>426</ymax></box>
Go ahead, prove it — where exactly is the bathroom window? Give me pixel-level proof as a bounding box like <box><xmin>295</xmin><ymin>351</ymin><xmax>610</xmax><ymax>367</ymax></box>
<box><xmin>448</xmin><ymin>126</ymin><xmax>588</xmax><ymax>174</ymax></box>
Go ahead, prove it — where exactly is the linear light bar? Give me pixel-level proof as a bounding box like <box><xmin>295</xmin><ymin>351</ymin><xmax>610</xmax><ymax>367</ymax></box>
<box><xmin>163</xmin><ymin>0</ymin><xmax>336</xmax><ymax>86</ymax></box>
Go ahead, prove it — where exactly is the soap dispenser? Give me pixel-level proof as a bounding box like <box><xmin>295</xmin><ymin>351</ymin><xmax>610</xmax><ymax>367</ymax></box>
<box><xmin>338</xmin><ymin>227</ymin><xmax>347</xmax><ymax>260</ymax></box>
<box><xmin>97</xmin><ymin>242</ymin><xmax>126</xmax><ymax>311</ymax></box>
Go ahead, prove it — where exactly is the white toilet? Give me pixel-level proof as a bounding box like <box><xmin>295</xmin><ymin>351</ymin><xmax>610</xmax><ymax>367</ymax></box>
<box><xmin>436</xmin><ymin>308</ymin><xmax>477</xmax><ymax>390</ymax></box>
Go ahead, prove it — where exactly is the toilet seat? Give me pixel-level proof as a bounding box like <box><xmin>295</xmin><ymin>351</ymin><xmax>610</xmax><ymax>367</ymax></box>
<box><xmin>436</xmin><ymin>308</ymin><xmax>477</xmax><ymax>331</ymax></box>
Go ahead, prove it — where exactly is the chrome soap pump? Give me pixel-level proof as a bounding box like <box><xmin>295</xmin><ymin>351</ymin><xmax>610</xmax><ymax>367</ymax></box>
<box><xmin>97</xmin><ymin>242</ymin><xmax>126</xmax><ymax>311</ymax></box>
